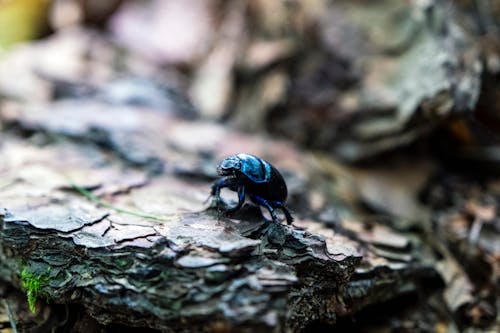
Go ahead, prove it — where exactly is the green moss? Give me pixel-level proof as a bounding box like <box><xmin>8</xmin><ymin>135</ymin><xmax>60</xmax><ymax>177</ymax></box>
<box><xmin>20</xmin><ymin>266</ymin><xmax>51</xmax><ymax>313</ymax></box>
<box><xmin>116</xmin><ymin>258</ymin><xmax>132</xmax><ymax>268</ymax></box>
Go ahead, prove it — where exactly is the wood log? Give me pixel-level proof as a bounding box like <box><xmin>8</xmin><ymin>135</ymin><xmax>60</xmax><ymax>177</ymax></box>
<box><xmin>0</xmin><ymin>105</ymin><xmax>438</xmax><ymax>332</ymax></box>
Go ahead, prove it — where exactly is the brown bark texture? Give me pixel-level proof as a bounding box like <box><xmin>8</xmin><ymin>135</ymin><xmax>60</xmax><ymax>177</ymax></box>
<box><xmin>0</xmin><ymin>0</ymin><xmax>499</xmax><ymax>332</ymax></box>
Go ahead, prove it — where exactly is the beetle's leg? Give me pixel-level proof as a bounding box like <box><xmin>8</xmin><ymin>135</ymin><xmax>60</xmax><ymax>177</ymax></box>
<box><xmin>280</xmin><ymin>205</ymin><xmax>294</xmax><ymax>225</ymax></box>
<box><xmin>269</xmin><ymin>201</ymin><xmax>294</xmax><ymax>225</ymax></box>
<box><xmin>250</xmin><ymin>195</ymin><xmax>279</xmax><ymax>223</ymax></box>
<box><xmin>209</xmin><ymin>177</ymin><xmax>239</xmax><ymax>217</ymax></box>
<box><xmin>206</xmin><ymin>179</ymin><xmax>222</xmax><ymax>207</ymax></box>
<box><xmin>210</xmin><ymin>178</ymin><xmax>223</xmax><ymax>198</ymax></box>
<box><xmin>210</xmin><ymin>177</ymin><xmax>237</xmax><ymax>200</ymax></box>
<box><xmin>225</xmin><ymin>184</ymin><xmax>245</xmax><ymax>213</ymax></box>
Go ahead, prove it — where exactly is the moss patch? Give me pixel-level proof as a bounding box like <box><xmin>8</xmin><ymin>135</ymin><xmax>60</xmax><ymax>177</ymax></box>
<box><xmin>20</xmin><ymin>266</ymin><xmax>51</xmax><ymax>313</ymax></box>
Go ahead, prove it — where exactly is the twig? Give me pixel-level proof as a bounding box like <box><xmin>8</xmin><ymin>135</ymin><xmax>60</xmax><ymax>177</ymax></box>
<box><xmin>2</xmin><ymin>299</ymin><xmax>17</xmax><ymax>333</ymax></box>
<box><xmin>68</xmin><ymin>181</ymin><xmax>168</xmax><ymax>222</ymax></box>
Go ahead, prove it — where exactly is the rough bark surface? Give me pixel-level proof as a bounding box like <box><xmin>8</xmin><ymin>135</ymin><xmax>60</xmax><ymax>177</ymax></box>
<box><xmin>0</xmin><ymin>105</ymin><xmax>437</xmax><ymax>332</ymax></box>
<box><xmin>1</xmin><ymin>1</ymin><xmax>499</xmax><ymax>330</ymax></box>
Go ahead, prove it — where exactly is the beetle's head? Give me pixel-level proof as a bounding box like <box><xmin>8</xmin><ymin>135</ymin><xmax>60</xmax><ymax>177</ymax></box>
<box><xmin>217</xmin><ymin>155</ymin><xmax>241</xmax><ymax>177</ymax></box>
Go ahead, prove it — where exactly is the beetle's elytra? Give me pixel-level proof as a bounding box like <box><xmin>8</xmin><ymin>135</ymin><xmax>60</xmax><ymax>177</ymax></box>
<box><xmin>210</xmin><ymin>153</ymin><xmax>293</xmax><ymax>224</ymax></box>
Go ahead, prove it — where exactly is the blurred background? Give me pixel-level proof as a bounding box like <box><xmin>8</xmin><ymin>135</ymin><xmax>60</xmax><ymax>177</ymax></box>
<box><xmin>1</xmin><ymin>0</ymin><xmax>499</xmax><ymax>162</ymax></box>
<box><xmin>0</xmin><ymin>0</ymin><xmax>499</xmax><ymax>332</ymax></box>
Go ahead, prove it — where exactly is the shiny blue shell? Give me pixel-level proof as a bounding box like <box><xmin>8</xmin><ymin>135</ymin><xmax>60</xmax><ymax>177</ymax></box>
<box><xmin>236</xmin><ymin>153</ymin><xmax>271</xmax><ymax>183</ymax></box>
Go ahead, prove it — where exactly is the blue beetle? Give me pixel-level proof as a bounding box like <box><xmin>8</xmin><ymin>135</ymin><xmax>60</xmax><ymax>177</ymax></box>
<box><xmin>210</xmin><ymin>153</ymin><xmax>293</xmax><ymax>224</ymax></box>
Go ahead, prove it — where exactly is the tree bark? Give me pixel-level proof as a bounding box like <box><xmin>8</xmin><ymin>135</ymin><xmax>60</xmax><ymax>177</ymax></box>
<box><xmin>0</xmin><ymin>105</ymin><xmax>438</xmax><ymax>332</ymax></box>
